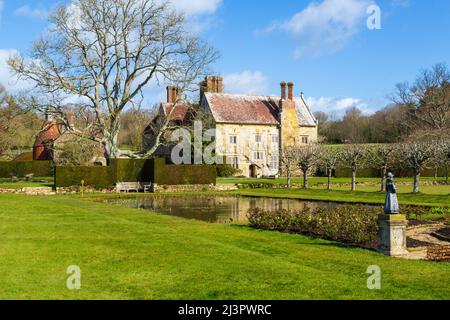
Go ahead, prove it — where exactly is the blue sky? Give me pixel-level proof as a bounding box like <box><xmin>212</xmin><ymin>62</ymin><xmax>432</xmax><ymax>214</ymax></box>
<box><xmin>1</xmin><ymin>0</ymin><xmax>449</xmax><ymax>117</ymax></box>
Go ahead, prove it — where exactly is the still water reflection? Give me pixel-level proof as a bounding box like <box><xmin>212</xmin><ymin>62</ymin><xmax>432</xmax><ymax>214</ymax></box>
<box><xmin>105</xmin><ymin>196</ymin><xmax>343</xmax><ymax>223</ymax></box>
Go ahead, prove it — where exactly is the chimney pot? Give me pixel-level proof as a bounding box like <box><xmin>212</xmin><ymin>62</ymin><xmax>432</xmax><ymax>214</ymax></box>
<box><xmin>167</xmin><ymin>86</ymin><xmax>180</xmax><ymax>104</ymax></box>
<box><xmin>287</xmin><ymin>82</ymin><xmax>294</xmax><ymax>100</ymax></box>
<box><xmin>280</xmin><ymin>82</ymin><xmax>287</xmax><ymax>100</ymax></box>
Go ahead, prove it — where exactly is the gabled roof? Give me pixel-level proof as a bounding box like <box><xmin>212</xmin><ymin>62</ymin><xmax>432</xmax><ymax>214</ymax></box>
<box><xmin>34</xmin><ymin>120</ymin><xmax>62</xmax><ymax>147</ymax></box>
<box><xmin>203</xmin><ymin>93</ymin><xmax>317</xmax><ymax>126</ymax></box>
<box><xmin>161</xmin><ymin>103</ymin><xmax>191</xmax><ymax>122</ymax></box>
<box><xmin>203</xmin><ymin>93</ymin><xmax>280</xmax><ymax>125</ymax></box>
<box><xmin>293</xmin><ymin>97</ymin><xmax>317</xmax><ymax>127</ymax></box>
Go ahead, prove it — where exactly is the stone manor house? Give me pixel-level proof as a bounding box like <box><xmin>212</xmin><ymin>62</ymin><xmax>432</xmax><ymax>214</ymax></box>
<box><xmin>145</xmin><ymin>76</ymin><xmax>318</xmax><ymax>178</ymax></box>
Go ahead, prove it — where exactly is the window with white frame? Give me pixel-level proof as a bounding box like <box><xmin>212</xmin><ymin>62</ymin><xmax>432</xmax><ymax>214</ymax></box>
<box><xmin>301</xmin><ymin>136</ymin><xmax>309</xmax><ymax>144</ymax></box>
<box><xmin>229</xmin><ymin>135</ymin><xmax>237</xmax><ymax>145</ymax></box>
<box><xmin>270</xmin><ymin>155</ymin><xmax>279</xmax><ymax>170</ymax></box>
<box><xmin>231</xmin><ymin>156</ymin><xmax>239</xmax><ymax>169</ymax></box>
<box><xmin>255</xmin><ymin>134</ymin><xmax>262</xmax><ymax>143</ymax></box>
<box><xmin>272</xmin><ymin>134</ymin><xmax>278</xmax><ymax>144</ymax></box>
<box><xmin>254</xmin><ymin>151</ymin><xmax>264</xmax><ymax>161</ymax></box>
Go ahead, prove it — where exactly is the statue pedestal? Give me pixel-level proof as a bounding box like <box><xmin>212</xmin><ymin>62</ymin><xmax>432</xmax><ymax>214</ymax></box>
<box><xmin>378</xmin><ymin>214</ymin><xmax>408</xmax><ymax>257</ymax></box>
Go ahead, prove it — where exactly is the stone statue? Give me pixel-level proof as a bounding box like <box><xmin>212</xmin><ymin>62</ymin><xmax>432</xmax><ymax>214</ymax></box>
<box><xmin>384</xmin><ymin>172</ymin><xmax>400</xmax><ymax>214</ymax></box>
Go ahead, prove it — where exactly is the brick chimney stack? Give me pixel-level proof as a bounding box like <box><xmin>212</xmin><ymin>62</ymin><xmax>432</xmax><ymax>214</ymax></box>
<box><xmin>200</xmin><ymin>76</ymin><xmax>224</xmax><ymax>97</ymax></box>
<box><xmin>287</xmin><ymin>82</ymin><xmax>294</xmax><ymax>100</ymax></box>
<box><xmin>167</xmin><ymin>86</ymin><xmax>180</xmax><ymax>104</ymax></box>
<box><xmin>280</xmin><ymin>82</ymin><xmax>287</xmax><ymax>100</ymax></box>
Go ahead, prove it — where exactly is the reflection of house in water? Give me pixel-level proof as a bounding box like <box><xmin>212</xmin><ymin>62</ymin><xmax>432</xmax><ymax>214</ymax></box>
<box><xmin>118</xmin><ymin>196</ymin><xmax>339</xmax><ymax>224</ymax></box>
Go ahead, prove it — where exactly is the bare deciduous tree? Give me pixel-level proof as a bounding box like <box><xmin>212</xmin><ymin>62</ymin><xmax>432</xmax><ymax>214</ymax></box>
<box><xmin>399</xmin><ymin>141</ymin><xmax>436</xmax><ymax>193</ymax></box>
<box><xmin>8</xmin><ymin>0</ymin><xmax>218</xmax><ymax>160</ymax></box>
<box><xmin>296</xmin><ymin>144</ymin><xmax>319</xmax><ymax>189</ymax></box>
<box><xmin>319</xmin><ymin>146</ymin><xmax>341</xmax><ymax>191</ymax></box>
<box><xmin>280</xmin><ymin>146</ymin><xmax>299</xmax><ymax>189</ymax></box>
<box><xmin>367</xmin><ymin>144</ymin><xmax>397</xmax><ymax>192</ymax></box>
<box><xmin>393</xmin><ymin>64</ymin><xmax>450</xmax><ymax>137</ymax></box>
<box><xmin>340</xmin><ymin>144</ymin><xmax>368</xmax><ymax>191</ymax></box>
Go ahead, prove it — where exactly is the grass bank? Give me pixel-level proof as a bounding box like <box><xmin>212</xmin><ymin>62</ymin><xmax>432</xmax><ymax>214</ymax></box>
<box><xmin>0</xmin><ymin>194</ymin><xmax>449</xmax><ymax>299</ymax></box>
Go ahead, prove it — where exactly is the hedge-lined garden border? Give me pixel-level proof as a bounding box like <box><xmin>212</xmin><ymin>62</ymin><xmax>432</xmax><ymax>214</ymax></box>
<box><xmin>55</xmin><ymin>158</ymin><xmax>217</xmax><ymax>188</ymax></box>
<box><xmin>0</xmin><ymin>161</ymin><xmax>53</xmax><ymax>178</ymax></box>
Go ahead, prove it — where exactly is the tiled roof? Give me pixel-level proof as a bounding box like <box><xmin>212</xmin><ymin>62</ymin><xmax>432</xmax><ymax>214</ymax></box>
<box><xmin>203</xmin><ymin>93</ymin><xmax>317</xmax><ymax>126</ymax></box>
<box><xmin>294</xmin><ymin>97</ymin><xmax>317</xmax><ymax>127</ymax></box>
<box><xmin>203</xmin><ymin>93</ymin><xmax>280</xmax><ymax>125</ymax></box>
<box><xmin>161</xmin><ymin>103</ymin><xmax>191</xmax><ymax>122</ymax></box>
<box><xmin>34</xmin><ymin>120</ymin><xmax>62</xmax><ymax>147</ymax></box>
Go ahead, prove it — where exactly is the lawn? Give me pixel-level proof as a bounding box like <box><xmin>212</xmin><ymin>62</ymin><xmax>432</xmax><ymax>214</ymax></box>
<box><xmin>234</xmin><ymin>188</ymin><xmax>450</xmax><ymax>207</ymax></box>
<box><xmin>0</xmin><ymin>177</ymin><xmax>54</xmax><ymax>189</ymax></box>
<box><xmin>0</xmin><ymin>194</ymin><xmax>449</xmax><ymax>300</ymax></box>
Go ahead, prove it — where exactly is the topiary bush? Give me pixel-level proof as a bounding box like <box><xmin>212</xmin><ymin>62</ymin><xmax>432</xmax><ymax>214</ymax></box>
<box><xmin>247</xmin><ymin>205</ymin><xmax>380</xmax><ymax>246</ymax></box>
<box><xmin>216</xmin><ymin>164</ymin><xmax>241</xmax><ymax>178</ymax></box>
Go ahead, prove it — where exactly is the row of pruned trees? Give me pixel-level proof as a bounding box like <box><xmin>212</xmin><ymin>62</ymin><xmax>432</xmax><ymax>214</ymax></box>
<box><xmin>280</xmin><ymin>141</ymin><xmax>450</xmax><ymax>193</ymax></box>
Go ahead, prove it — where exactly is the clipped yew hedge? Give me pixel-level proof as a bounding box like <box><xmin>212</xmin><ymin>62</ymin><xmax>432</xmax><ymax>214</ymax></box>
<box><xmin>155</xmin><ymin>164</ymin><xmax>216</xmax><ymax>185</ymax></box>
<box><xmin>55</xmin><ymin>158</ymin><xmax>216</xmax><ymax>188</ymax></box>
<box><xmin>0</xmin><ymin>161</ymin><xmax>53</xmax><ymax>178</ymax></box>
<box><xmin>55</xmin><ymin>166</ymin><xmax>114</xmax><ymax>188</ymax></box>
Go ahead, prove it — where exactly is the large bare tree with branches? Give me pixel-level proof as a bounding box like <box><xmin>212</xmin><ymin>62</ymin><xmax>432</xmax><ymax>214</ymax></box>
<box><xmin>8</xmin><ymin>0</ymin><xmax>218</xmax><ymax>160</ymax></box>
<box><xmin>393</xmin><ymin>63</ymin><xmax>450</xmax><ymax>138</ymax></box>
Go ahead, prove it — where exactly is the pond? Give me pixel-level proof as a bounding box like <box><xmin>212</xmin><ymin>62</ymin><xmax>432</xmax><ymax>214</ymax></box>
<box><xmin>103</xmin><ymin>196</ymin><xmax>348</xmax><ymax>223</ymax></box>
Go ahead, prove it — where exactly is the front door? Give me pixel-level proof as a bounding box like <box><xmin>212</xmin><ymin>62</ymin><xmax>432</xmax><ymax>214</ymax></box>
<box><xmin>249</xmin><ymin>165</ymin><xmax>257</xmax><ymax>178</ymax></box>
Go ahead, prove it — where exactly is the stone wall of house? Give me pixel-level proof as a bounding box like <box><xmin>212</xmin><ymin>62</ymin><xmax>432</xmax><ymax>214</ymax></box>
<box><xmin>279</xmin><ymin>99</ymin><xmax>318</xmax><ymax>149</ymax></box>
<box><xmin>215</xmin><ymin>123</ymin><xmax>280</xmax><ymax>177</ymax></box>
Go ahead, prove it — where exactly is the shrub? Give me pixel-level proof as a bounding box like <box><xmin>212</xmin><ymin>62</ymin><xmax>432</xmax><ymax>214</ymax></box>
<box><xmin>216</xmin><ymin>164</ymin><xmax>240</xmax><ymax>178</ymax></box>
<box><xmin>247</xmin><ymin>205</ymin><xmax>380</xmax><ymax>246</ymax></box>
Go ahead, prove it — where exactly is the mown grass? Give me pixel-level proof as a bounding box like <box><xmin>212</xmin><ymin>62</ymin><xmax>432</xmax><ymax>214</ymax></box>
<box><xmin>0</xmin><ymin>194</ymin><xmax>449</xmax><ymax>300</ymax></box>
<box><xmin>234</xmin><ymin>188</ymin><xmax>450</xmax><ymax>207</ymax></box>
<box><xmin>0</xmin><ymin>177</ymin><xmax>54</xmax><ymax>189</ymax></box>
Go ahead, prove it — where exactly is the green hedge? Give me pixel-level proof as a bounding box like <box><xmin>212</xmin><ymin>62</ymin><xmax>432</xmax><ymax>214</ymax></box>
<box><xmin>155</xmin><ymin>164</ymin><xmax>217</xmax><ymax>185</ymax></box>
<box><xmin>0</xmin><ymin>161</ymin><xmax>53</xmax><ymax>178</ymax></box>
<box><xmin>110</xmin><ymin>159</ymin><xmax>155</xmax><ymax>182</ymax></box>
<box><xmin>55</xmin><ymin>166</ymin><xmax>114</xmax><ymax>188</ymax></box>
<box><xmin>55</xmin><ymin>158</ymin><xmax>216</xmax><ymax>188</ymax></box>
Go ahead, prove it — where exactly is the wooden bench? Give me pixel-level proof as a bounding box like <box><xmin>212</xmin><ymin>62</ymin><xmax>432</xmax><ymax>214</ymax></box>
<box><xmin>116</xmin><ymin>182</ymin><xmax>152</xmax><ymax>193</ymax></box>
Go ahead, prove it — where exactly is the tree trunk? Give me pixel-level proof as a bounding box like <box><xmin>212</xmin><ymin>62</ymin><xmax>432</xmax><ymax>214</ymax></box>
<box><xmin>303</xmin><ymin>170</ymin><xmax>308</xmax><ymax>189</ymax></box>
<box><xmin>380</xmin><ymin>167</ymin><xmax>387</xmax><ymax>192</ymax></box>
<box><xmin>446</xmin><ymin>162</ymin><xmax>449</xmax><ymax>182</ymax></box>
<box><xmin>287</xmin><ymin>170</ymin><xmax>291</xmax><ymax>189</ymax></box>
<box><xmin>413</xmin><ymin>170</ymin><xmax>420</xmax><ymax>193</ymax></box>
<box><xmin>102</xmin><ymin>128</ymin><xmax>120</xmax><ymax>161</ymax></box>
<box><xmin>434</xmin><ymin>166</ymin><xmax>439</xmax><ymax>183</ymax></box>
<box><xmin>327</xmin><ymin>170</ymin><xmax>332</xmax><ymax>191</ymax></box>
<box><xmin>351</xmin><ymin>169</ymin><xmax>357</xmax><ymax>191</ymax></box>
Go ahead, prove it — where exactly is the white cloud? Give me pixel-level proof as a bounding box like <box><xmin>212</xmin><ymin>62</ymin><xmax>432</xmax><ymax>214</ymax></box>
<box><xmin>0</xmin><ymin>49</ymin><xmax>34</xmax><ymax>92</ymax></box>
<box><xmin>14</xmin><ymin>5</ymin><xmax>49</xmax><ymax>20</ymax></box>
<box><xmin>171</xmin><ymin>0</ymin><xmax>222</xmax><ymax>16</ymax></box>
<box><xmin>306</xmin><ymin>96</ymin><xmax>374</xmax><ymax>118</ymax></box>
<box><xmin>267</xmin><ymin>0</ymin><xmax>373</xmax><ymax>59</ymax></box>
<box><xmin>223</xmin><ymin>71</ymin><xmax>269</xmax><ymax>95</ymax></box>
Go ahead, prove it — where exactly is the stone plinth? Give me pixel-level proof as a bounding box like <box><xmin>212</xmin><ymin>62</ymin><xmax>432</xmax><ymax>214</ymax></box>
<box><xmin>378</xmin><ymin>214</ymin><xmax>409</xmax><ymax>257</ymax></box>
